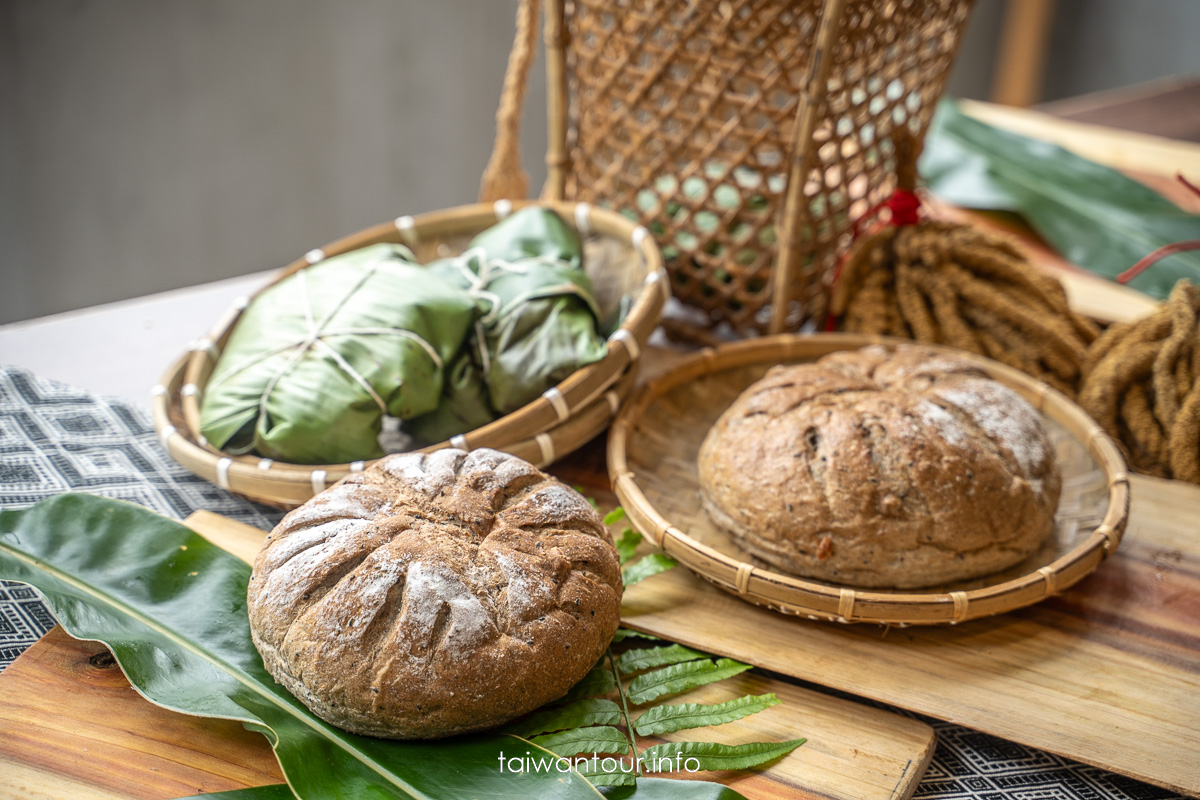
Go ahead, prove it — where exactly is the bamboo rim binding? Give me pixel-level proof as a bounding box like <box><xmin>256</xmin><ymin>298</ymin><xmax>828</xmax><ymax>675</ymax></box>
<box><xmin>607</xmin><ymin>333</ymin><xmax>1130</xmax><ymax>626</ymax></box>
<box><xmin>155</xmin><ymin>200</ymin><xmax>667</xmax><ymax>507</ymax></box>
<box><xmin>157</xmin><ymin>354</ymin><xmax>638</xmax><ymax>509</ymax></box>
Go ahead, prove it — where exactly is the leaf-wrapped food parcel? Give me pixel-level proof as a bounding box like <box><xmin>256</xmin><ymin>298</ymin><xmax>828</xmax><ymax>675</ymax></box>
<box><xmin>408</xmin><ymin>208</ymin><xmax>608</xmax><ymax>443</ymax></box>
<box><xmin>199</xmin><ymin>244</ymin><xmax>476</xmax><ymax>464</ymax></box>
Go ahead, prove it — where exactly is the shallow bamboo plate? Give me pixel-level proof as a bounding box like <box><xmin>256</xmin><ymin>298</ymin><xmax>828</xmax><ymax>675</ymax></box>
<box><xmin>154</xmin><ymin>199</ymin><xmax>666</xmax><ymax>506</ymax></box>
<box><xmin>608</xmin><ymin>333</ymin><xmax>1130</xmax><ymax>626</ymax></box>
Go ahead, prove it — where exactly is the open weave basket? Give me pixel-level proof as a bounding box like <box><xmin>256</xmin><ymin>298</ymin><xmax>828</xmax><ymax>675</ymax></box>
<box><xmin>607</xmin><ymin>334</ymin><xmax>1131</xmax><ymax>625</ymax></box>
<box><xmin>482</xmin><ymin>0</ymin><xmax>974</xmax><ymax>336</ymax></box>
<box><xmin>154</xmin><ymin>200</ymin><xmax>666</xmax><ymax>508</ymax></box>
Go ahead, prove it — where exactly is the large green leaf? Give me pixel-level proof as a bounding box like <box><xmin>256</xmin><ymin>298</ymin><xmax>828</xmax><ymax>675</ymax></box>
<box><xmin>599</xmin><ymin>777</ymin><xmax>749</xmax><ymax>799</ymax></box>
<box><xmin>183</xmin><ymin>779</ymin><xmax>750</xmax><ymax>800</ymax></box>
<box><xmin>177</xmin><ymin>788</ymin><xmax>296</xmax><ymax>800</ymax></box>
<box><xmin>921</xmin><ymin>100</ymin><xmax>1200</xmax><ymax>300</ymax></box>
<box><xmin>0</xmin><ymin>494</ymin><xmax>599</xmax><ymax>800</ymax></box>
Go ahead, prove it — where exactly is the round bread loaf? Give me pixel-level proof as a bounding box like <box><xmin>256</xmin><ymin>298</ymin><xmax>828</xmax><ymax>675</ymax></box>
<box><xmin>698</xmin><ymin>345</ymin><xmax>1061</xmax><ymax>588</ymax></box>
<box><xmin>247</xmin><ymin>448</ymin><xmax>622</xmax><ymax>739</ymax></box>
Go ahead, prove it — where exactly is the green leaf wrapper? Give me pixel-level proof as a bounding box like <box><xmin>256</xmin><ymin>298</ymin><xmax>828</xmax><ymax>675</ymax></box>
<box><xmin>409</xmin><ymin>207</ymin><xmax>608</xmax><ymax>443</ymax></box>
<box><xmin>199</xmin><ymin>244</ymin><xmax>476</xmax><ymax>464</ymax></box>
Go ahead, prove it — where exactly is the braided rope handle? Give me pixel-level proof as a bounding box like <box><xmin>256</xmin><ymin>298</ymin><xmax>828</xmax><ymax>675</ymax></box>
<box><xmin>479</xmin><ymin>0</ymin><xmax>541</xmax><ymax>202</ymax></box>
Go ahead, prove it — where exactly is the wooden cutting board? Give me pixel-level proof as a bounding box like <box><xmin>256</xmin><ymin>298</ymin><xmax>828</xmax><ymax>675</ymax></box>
<box><xmin>0</xmin><ymin>511</ymin><xmax>937</xmax><ymax>800</ymax></box>
<box><xmin>614</xmin><ymin>472</ymin><xmax>1200</xmax><ymax>797</ymax></box>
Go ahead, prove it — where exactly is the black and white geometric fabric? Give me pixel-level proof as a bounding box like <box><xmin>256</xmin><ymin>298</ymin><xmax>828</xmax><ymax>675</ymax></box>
<box><xmin>0</xmin><ymin>366</ymin><xmax>280</xmax><ymax>670</ymax></box>
<box><xmin>0</xmin><ymin>366</ymin><xmax>1183</xmax><ymax>799</ymax></box>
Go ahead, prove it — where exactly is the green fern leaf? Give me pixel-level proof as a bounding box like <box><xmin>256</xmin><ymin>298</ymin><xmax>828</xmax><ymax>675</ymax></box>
<box><xmin>622</xmin><ymin>553</ymin><xmax>677</xmax><ymax>585</ymax></box>
<box><xmin>640</xmin><ymin>739</ymin><xmax>806</xmax><ymax>773</ymax></box>
<box><xmin>562</xmin><ymin>663</ymin><xmax>618</xmax><ymax>701</ymax></box>
<box><xmin>633</xmin><ymin>694</ymin><xmax>780</xmax><ymax>736</ymax></box>
<box><xmin>509</xmin><ymin>698</ymin><xmax>622</xmax><ymax>737</ymax></box>
<box><xmin>627</xmin><ymin>659</ymin><xmax>753</xmax><ymax>705</ymax></box>
<box><xmin>615</xmin><ymin>527</ymin><xmax>643</xmax><ymax>565</ymax></box>
<box><xmin>533</xmin><ymin>725</ymin><xmax>631</xmax><ymax>757</ymax></box>
<box><xmin>604</xmin><ymin>507</ymin><xmax>627</xmax><ymax>526</ymax></box>
<box><xmin>616</xmin><ymin>643</ymin><xmax>708</xmax><ymax>674</ymax></box>
<box><xmin>612</xmin><ymin>628</ymin><xmax>660</xmax><ymax>644</ymax></box>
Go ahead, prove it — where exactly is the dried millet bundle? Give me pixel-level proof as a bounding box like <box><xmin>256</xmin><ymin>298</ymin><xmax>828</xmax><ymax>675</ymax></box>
<box><xmin>831</xmin><ymin>221</ymin><xmax>1100</xmax><ymax>396</ymax></box>
<box><xmin>1078</xmin><ymin>280</ymin><xmax>1200</xmax><ymax>483</ymax></box>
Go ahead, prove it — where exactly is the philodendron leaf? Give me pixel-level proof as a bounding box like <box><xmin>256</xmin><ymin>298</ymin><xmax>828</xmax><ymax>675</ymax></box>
<box><xmin>622</xmin><ymin>554</ymin><xmax>678</xmax><ymax>586</ymax></box>
<box><xmin>615</xmin><ymin>528</ymin><xmax>643</xmax><ymax>565</ymax></box>
<box><xmin>510</xmin><ymin>698</ymin><xmax>624</xmax><ymax>737</ymax></box>
<box><xmin>563</xmin><ymin>663</ymin><xmax>619</xmax><ymax>702</ymax></box>
<box><xmin>633</xmin><ymin>694</ymin><xmax>781</xmax><ymax>736</ymax></box>
<box><xmin>627</xmin><ymin>659</ymin><xmax>754</xmax><ymax>705</ymax></box>
<box><xmin>921</xmin><ymin>99</ymin><xmax>1200</xmax><ymax>300</ymax></box>
<box><xmin>615</xmin><ymin>644</ymin><xmax>708</xmax><ymax>674</ymax></box>
<box><xmin>534</xmin><ymin>725</ymin><xmax>632</xmax><ymax>757</ymax></box>
<box><xmin>598</xmin><ymin>777</ymin><xmax>749</xmax><ymax>799</ymax></box>
<box><xmin>575</xmin><ymin>759</ymin><xmax>639</xmax><ymax>787</ymax></box>
<box><xmin>640</xmin><ymin>739</ymin><xmax>806</xmax><ymax>772</ymax></box>
<box><xmin>175</xmin><ymin>787</ymin><xmax>296</xmax><ymax>800</ymax></box>
<box><xmin>0</xmin><ymin>494</ymin><xmax>599</xmax><ymax>800</ymax></box>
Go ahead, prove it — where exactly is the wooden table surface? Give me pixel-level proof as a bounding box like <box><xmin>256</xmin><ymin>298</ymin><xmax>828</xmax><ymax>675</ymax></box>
<box><xmin>2</xmin><ymin>99</ymin><xmax>1199</xmax><ymax>800</ymax></box>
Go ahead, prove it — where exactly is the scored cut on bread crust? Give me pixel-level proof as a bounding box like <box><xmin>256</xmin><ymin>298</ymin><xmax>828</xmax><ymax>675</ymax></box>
<box><xmin>247</xmin><ymin>448</ymin><xmax>622</xmax><ymax>739</ymax></box>
<box><xmin>698</xmin><ymin>345</ymin><xmax>1062</xmax><ymax>589</ymax></box>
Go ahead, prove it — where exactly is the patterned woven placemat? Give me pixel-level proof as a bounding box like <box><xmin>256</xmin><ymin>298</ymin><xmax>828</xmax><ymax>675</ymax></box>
<box><xmin>0</xmin><ymin>366</ymin><xmax>1181</xmax><ymax>800</ymax></box>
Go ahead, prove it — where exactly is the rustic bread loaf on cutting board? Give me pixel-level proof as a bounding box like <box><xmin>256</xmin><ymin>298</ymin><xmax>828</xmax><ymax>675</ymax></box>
<box><xmin>247</xmin><ymin>448</ymin><xmax>622</xmax><ymax>739</ymax></box>
<box><xmin>698</xmin><ymin>345</ymin><xmax>1061</xmax><ymax>589</ymax></box>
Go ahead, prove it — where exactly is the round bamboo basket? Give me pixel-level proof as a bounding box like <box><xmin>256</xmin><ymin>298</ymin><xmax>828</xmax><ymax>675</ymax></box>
<box><xmin>155</xmin><ymin>199</ymin><xmax>666</xmax><ymax>507</ymax></box>
<box><xmin>156</xmin><ymin>354</ymin><xmax>637</xmax><ymax>509</ymax></box>
<box><xmin>607</xmin><ymin>333</ymin><xmax>1131</xmax><ymax>626</ymax></box>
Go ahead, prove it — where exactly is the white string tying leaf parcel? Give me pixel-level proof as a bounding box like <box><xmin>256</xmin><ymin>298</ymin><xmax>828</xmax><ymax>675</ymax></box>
<box><xmin>208</xmin><ymin>246</ymin><xmax>440</xmax><ymax>456</ymax></box>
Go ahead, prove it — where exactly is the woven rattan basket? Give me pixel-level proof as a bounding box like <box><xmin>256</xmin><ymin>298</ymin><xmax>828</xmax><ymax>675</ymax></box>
<box><xmin>607</xmin><ymin>334</ymin><xmax>1131</xmax><ymax>626</ymax></box>
<box><xmin>482</xmin><ymin>0</ymin><xmax>975</xmax><ymax>336</ymax></box>
<box><xmin>154</xmin><ymin>200</ymin><xmax>666</xmax><ymax>507</ymax></box>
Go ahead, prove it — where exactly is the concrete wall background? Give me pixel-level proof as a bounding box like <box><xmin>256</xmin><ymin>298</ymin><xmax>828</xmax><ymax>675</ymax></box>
<box><xmin>0</xmin><ymin>0</ymin><xmax>548</xmax><ymax>324</ymax></box>
<box><xmin>2</xmin><ymin>0</ymin><xmax>1198</xmax><ymax>324</ymax></box>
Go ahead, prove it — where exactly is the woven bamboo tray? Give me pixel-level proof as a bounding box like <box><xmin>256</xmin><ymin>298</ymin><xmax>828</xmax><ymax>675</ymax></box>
<box><xmin>608</xmin><ymin>333</ymin><xmax>1130</xmax><ymax>626</ymax></box>
<box><xmin>154</xmin><ymin>200</ymin><xmax>665</xmax><ymax>507</ymax></box>
<box><xmin>155</xmin><ymin>354</ymin><xmax>637</xmax><ymax>508</ymax></box>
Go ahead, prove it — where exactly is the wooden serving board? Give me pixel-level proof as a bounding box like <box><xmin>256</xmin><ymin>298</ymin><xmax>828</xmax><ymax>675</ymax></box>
<box><xmin>614</xmin><ymin>472</ymin><xmax>1200</xmax><ymax>797</ymax></box>
<box><xmin>0</xmin><ymin>511</ymin><xmax>937</xmax><ymax>800</ymax></box>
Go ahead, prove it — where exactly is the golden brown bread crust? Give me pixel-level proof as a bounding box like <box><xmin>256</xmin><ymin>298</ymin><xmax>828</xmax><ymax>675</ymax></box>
<box><xmin>698</xmin><ymin>345</ymin><xmax>1061</xmax><ymax>589</ymax></box>
<box><xmin>247</xmin><ymin>448</ymin><xmax>622</xmax><ymax>739</ymax></box>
